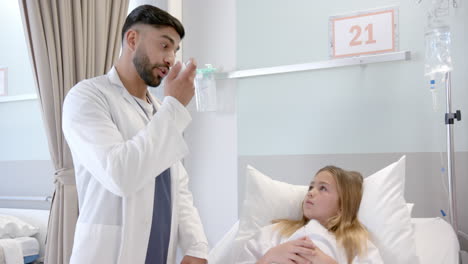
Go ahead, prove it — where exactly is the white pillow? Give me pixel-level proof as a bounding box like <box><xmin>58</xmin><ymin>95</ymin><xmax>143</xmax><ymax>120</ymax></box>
<box><xmin>236</xmin><ymin>156</ymin><xmax>419</xmax><ymax>264</ymax></box>
<box><xmin>236</xmin><ymin>167</ymin><xmax>308</xmax><ymax>245</ymax></box>
<box><xmin>407</xmin><ymin>203</ymin><xmax>415</xmax><ymax>216</ymax></box>
<box><xmin>358</xmin><ymin>156</ymin><xmax>419</xmax><ymax>264</ymax></box>
<box><xmin>0</xmin><ymin>214</ymin><xmax>39</xmax><ymax>239</ymax></box>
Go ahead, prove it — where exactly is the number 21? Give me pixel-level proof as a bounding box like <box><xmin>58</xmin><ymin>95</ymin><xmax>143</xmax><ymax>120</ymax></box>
<box><xmin>349</xmin><ymin>24</ymin><xmax>376</xmax><ymax>46</ymax></box>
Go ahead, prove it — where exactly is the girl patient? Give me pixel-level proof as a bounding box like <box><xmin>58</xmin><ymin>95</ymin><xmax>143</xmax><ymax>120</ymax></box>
<box><xmin>236</xmin><ymin>166</ymin><xmax>383</xmax><ymax>264</ymax></box>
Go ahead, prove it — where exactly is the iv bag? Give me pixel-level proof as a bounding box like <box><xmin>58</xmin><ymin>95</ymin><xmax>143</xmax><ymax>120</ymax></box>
<box><xmin>424</xmin><ymin>25</ymin><xmax>453</xmax><ymax>76</ymax></box>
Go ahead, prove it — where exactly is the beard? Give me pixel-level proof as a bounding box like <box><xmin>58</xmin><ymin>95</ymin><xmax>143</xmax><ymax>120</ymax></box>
<box><xmin>133</xmin><ymin>48</ymin><xmax>164</xmax><ymax>87</ymax></box>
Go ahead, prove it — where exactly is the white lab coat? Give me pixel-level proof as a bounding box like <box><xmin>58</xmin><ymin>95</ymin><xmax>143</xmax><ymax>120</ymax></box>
<box><xmin>62</xmin><ymin>67</ymin><xmax>209</xmax><ymax>264</ymax></box>
<box><xmin>236</xmin><ymin>220</ymin><xmax>383</xmax><ymax>264</ymax></box>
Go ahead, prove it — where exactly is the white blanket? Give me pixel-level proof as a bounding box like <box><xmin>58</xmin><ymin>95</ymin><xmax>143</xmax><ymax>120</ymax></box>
<box><xmin>236</xmin><ymin>220</ymin><xmax>383</xmax><ymax>264</ymax></box>
<box><xmin>0</xmin><ymin>239</ymin><xmax>23</xmax><ymax>264</ymax></box>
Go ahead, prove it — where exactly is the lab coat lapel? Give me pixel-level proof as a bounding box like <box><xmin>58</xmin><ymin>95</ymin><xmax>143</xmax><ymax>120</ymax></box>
<box><xmin>120</xmin><ymin>88</ymin><xmax>150</xmax><ymax>122</ymax></box>
<box><xmin>107</xmin><ymin>67</ymin><xmax>150</xmax><ymax>122</ymax></box>
<box><xmin>147</xmin><ymin>91</ymin><xmax>162</xmax><ymax>111</ymax></box>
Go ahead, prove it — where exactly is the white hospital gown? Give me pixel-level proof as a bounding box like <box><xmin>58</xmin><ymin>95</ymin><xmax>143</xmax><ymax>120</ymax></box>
<box><xmin>235</xmin><ymin>220</ymin><xmax>383</xmax><ymax>264</ymax></box>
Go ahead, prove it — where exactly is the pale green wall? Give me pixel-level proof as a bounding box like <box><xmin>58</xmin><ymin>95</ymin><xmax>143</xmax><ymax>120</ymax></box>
<box><xmin>237</xmin><ymin>0</ymin><xmax>468</xmax><ymax>155</ymax></box>
<box><xmin>0</xmin><ymin>1</ymin><xmax>50</xmax><ymax>160</ymax></box>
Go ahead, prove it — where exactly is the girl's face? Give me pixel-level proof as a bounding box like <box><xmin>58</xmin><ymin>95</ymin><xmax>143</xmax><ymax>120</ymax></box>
<box><xmin>302</xmin><ymin>170</ymin><xmax>340</xmax><ymax>226</ymax></box>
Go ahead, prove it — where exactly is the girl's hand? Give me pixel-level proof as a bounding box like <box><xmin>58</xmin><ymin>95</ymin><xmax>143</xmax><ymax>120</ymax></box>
<box><xmin>257</xmin><ymin>237</ymin><xmax>315</xmax><ymax>264</ymax></box>
<box><xmin>298</xmin><ymin>237</ymin><xmax>338</xmax><ymax>264</ymax></box>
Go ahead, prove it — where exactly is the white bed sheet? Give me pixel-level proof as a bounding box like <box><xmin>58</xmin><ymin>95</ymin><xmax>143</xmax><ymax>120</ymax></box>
<box><xmin>0</xmin><ymin>208</ymin><xmax>49</xmax><ymax>262</ymax></box>
<box><xmin>0</xmin><ymin>237</ymin><xmax>40</xmax><ymax>264</ymax></box>
<box><xmin>13</xmin><ymin>237</ymin><xmax>39</xmax><ymax>257</ymax></box>
<box><xmin>0</xmin><ymin>239</ymin><xmax>22</xmax><ymax>264</ymax></box>
<box><xmin>413</xmin><ymin>217</ymin><xmax>459</xmax><ymax>264</ymax></box>
<box><xmin>209</xmin><ymin>217</ymin><xmax>460</xmax><ymax>264</ymax></box>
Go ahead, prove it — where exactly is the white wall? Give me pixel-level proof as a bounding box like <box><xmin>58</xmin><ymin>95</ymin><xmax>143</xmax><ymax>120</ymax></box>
<box><xmin>0</xmin><ymin>1</ymin><xmax>54</xmax><ymax>209</ymax></box>
<box><xmin>0</xmin><ymin>1</ymin><xmax>50</xmax><ymax>161</ymax></box>
<box><xmin>0</xmin><ymin>160</ymin><xmax>54</xmax><ymax>210</ymax></box>
<box><xmin>182</xmin><ymin>0</ymin><xmax>238</xmax><ymax>247</ymax></box>
<box><xmin>236</xmin><ymin>0</ymin><xmax>468</xmax><ymax>156</ymax></box>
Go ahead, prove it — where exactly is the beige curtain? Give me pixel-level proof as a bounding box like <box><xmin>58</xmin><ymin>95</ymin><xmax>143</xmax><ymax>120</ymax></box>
<box><xmin>18</xmin><ymin>1</ymin><xmax>129</xmax><ymax>263</ymax></box>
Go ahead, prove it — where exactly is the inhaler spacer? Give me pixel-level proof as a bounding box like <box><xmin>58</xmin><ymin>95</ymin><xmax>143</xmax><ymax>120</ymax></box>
<box><xmin>194</xmin><ymin>64</ymin><xmax>217</xmax><ymax>112</ymax></box>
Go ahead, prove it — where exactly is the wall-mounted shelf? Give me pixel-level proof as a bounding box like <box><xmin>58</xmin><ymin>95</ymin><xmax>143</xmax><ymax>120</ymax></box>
<box><xmin>0</xmin><ymin>93</ymin><xmax>38</xmax><ymax>103</ymax></box>
<box><xmin>216</xmin><ymin>51</ymin><xmax>411</xmax><ymax>79</ymax></box>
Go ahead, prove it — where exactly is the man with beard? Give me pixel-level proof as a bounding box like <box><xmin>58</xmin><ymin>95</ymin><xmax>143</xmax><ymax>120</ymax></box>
<box><xmin>62</xmin><ymin>5</ymin><xmax>208</xmax><ymax>264</ymax></box>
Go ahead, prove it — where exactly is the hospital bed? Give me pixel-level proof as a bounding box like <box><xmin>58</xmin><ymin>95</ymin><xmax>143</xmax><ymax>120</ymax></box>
<box><xmin>208</xmin><ymin>217</ymin><xmax>460</xmax><ymax>264</ymax></box>
<box><xmin>209</xmin><ymin>156</ymin><xmax>463</xmax><ymax>264</ymax></box>
<box><xmin>0</xmin><ymin>208</ymin><xmax>49</xmax><ymax>264</ymax></box>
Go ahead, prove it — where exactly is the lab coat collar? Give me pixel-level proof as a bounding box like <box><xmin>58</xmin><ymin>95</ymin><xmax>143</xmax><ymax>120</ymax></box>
<box><xmin>146</xmin><ymin>91</ymin><xmax>162</xmax><ymax>111</ymax></box>
<box><xmin>107</xmin><ymin>66</ymin><xmax>157</xmax><ymax>122</ymax></box>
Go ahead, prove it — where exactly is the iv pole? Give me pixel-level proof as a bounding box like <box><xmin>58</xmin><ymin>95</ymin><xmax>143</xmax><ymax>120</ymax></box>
<box><xmin>444</xmin><ymin>71</ymin><xmax>461</xmax><ymax>231</ymax></box>
<box><xmin>421</xmin><ymin>1</ymin><xmax>462</xmax><ymax>262</ymax></box>
<box><xmin>422</xmin><ymin>0</ymin><xmax>461</xmax><ymax>233</ymax></box>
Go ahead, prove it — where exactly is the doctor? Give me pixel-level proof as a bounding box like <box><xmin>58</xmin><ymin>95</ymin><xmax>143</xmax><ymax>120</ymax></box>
<box><xmin>62</xmin><ymin>5</ymin><xmax>208</xmax><ymax>264</ymax></box>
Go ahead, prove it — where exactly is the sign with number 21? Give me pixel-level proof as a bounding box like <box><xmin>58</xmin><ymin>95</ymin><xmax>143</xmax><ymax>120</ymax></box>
<box><xmin>329</xmin><ymin>7</ymin><xmax>398</xmax><ymax>58</ymax></box>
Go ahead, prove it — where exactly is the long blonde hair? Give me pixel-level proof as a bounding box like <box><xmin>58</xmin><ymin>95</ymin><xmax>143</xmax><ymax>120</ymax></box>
<box><xmin>273</xmin><ymin>166</ymin><xmax>368</xmax><ymax>264</ymax></box>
